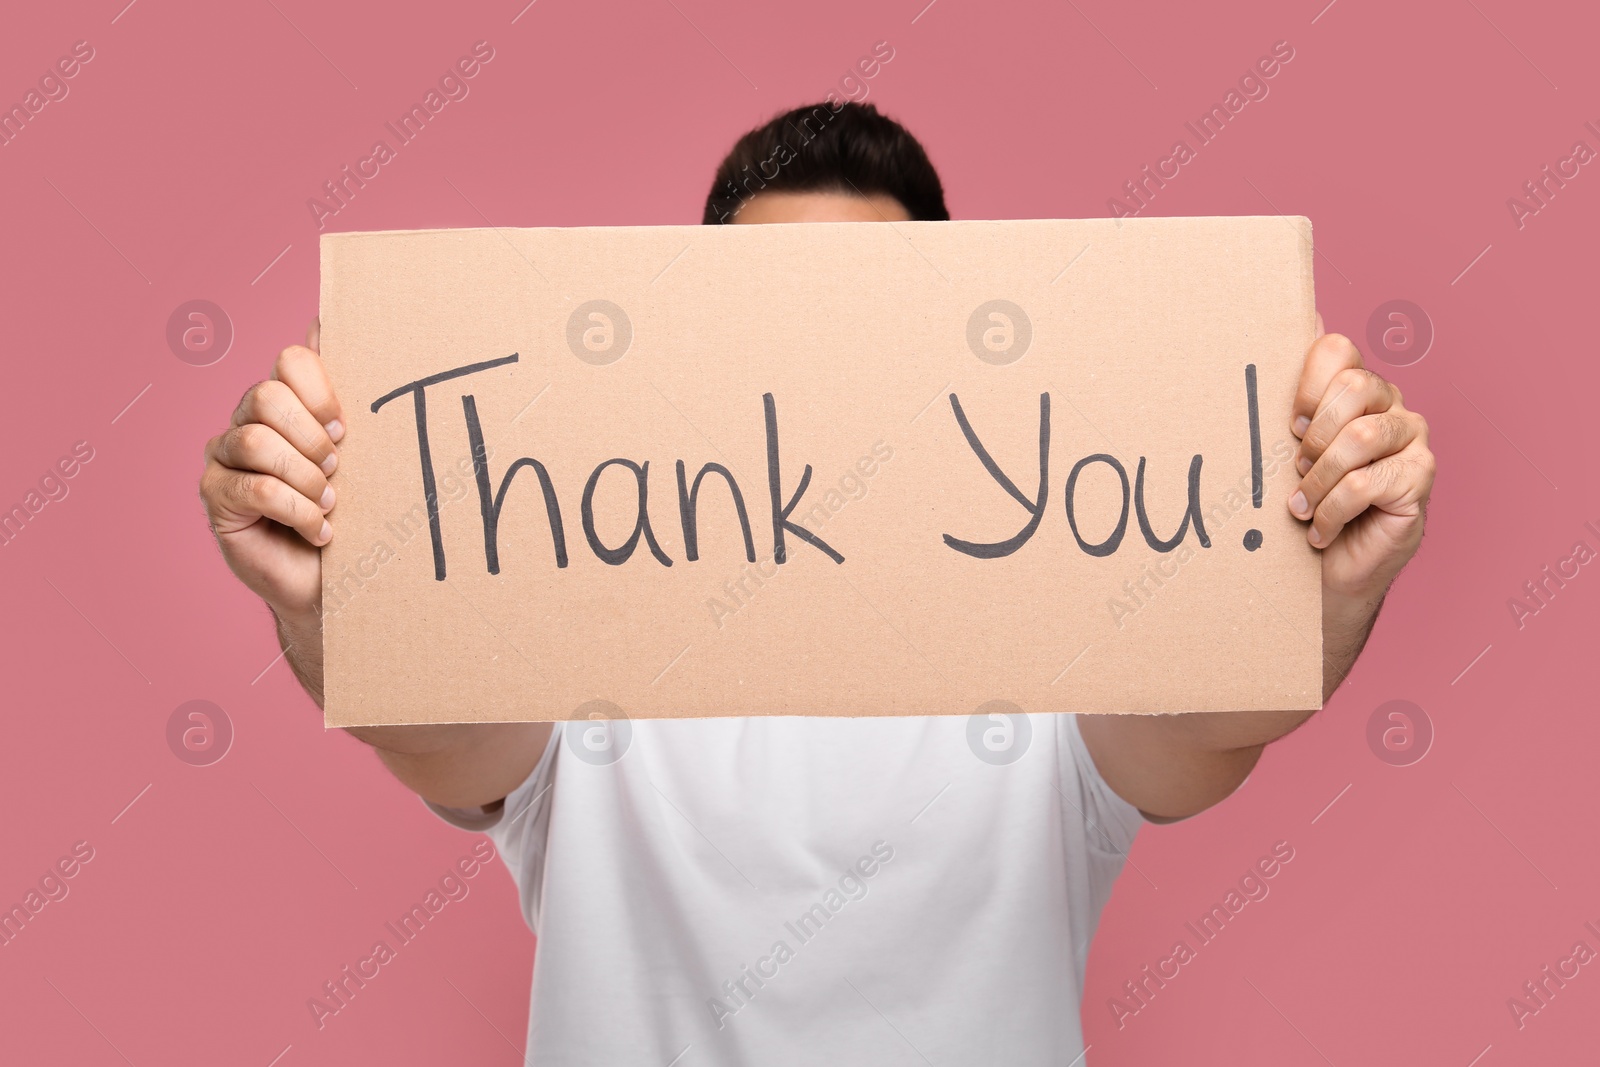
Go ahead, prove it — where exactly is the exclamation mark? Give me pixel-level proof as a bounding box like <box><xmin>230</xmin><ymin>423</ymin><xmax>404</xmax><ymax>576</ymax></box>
<box><xmin>1243</xmin><ymin>364</ymin><xmax>1263</xmax><ymax>552</ymax></box>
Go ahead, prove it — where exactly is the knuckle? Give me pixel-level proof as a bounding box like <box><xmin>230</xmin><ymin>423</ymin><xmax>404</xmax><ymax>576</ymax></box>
<box><xmin>1381</xmin><ymin>412</ymin><xmax>1408</xmax><ymax>450</ymax></box>
<box><xmin>1417</xmin><ymin>448</ymin><xmax>1438</xmax><ymax>484</ymax></box>
<box><xmin>1331</xmin><ymin>366</ymin><xmax>1365</xmax><ymax>395</ymax></box>
<box><xmin>1348</xmin><ymin>464</ymin><xmax>1377</xmax><ymax>499</ymax></box>
<box><xmin>244</xmin><ymin>380</ymin><xmax>287</xmax><ymax>426</ymax></box>
<box><xmin>275</xmin><ymin>345</ymin><xmax>309</xmax><ymax>378</ymax></box>
<box><xmin>230</xmin><ymin>423</ymin><xmax>260</xmax><ymax>456</ymax></box>
<box><xmin>236</xmin><ymin>382</ymin><xmax>266</xmax><ymax>420</ymax></box>
<box><xmin>197</xmin><ymin>464</ymin><xmax>219</xmax><ymax>500</ymax></box>
<box><xmin>1369</xmin><ymin>416</ymin><xmax>1396</xmax><ymax>452</ymax></box>
<box><xmin>222</xmin><ymin>471</ymin><xmax>255</xmax><ymax>511</ymax></box>
<box><xmin>246</xmin><ymin>474</ymin><xmax>286</xmax><ymax>516</ymax></box>
<box><xmin>1348</xmin><ymin>417</ymin><xmax>1381</xmax><ymax>452</ymax></box>
<box><xmin>1411</xmin><ymin>411</ymin><xmax>1430</xmax><ymax>446</ymax></box>
<box><xmin>207</xmin><ymin>431</ymin><xmax>231</xmax><ymax>466</ymax></box>
<box><xmin>278</xmin><ymin>346</ymin><xmax>332</xmax><ymax>408</ymax></box>
<box><xmin>258</xmin><ymin>378</ymin><xmax>292</xmax><ymax>409</ymax></box>
<box><xmin>1321</xmin><ymin>332</ymin><xmax>1362</xmax><ymax>366</ymax></box>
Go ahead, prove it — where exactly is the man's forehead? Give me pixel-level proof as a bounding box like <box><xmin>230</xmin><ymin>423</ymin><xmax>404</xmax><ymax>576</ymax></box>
<box><xmin>731</xmin><ymin>189</ymin><xmax>913</xmax><ymax>224</ymax></box>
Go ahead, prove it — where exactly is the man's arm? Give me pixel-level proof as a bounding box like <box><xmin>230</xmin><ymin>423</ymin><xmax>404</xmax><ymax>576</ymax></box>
<box><xmin>200</xmin><ymin>321</ymin><xmax>550</xmax><ymax>813</ymax></box>
<box><xmin>273</xmin><ymin>609</ymin><xmax>552</xmax><ymax>811</ymax></box>
<box><xmin>1079</xmin><ymin>327</ymin><xmax>1435</xmax><ymax>821</ymax></box>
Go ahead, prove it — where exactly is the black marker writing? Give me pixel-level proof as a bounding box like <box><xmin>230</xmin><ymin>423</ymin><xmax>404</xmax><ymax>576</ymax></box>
<box><xmin>370</xmin><ymin>353</ymin><xmax>521</xmax><ymax>580</ymax></box>
<box><xmin>582</xmin><ymin>459</ymin><xmax>673</xmax><ymax>567</ymax></box>
<box><xmin>764</xmin><ymin>393</ymin><xmax>843</xmax><ymax>565</ymax></box>
<box><xmin>374</xmin><ymin>362</ymin><xmax>838</xmax><ymax>574</ymax></box>
<box><xmin>372</xmin><ymin>364</ymin><xmax>1245</xmax><ymax>576</ymax></box>
<box><xmin>944</xmin><ymin>391</ymin><xmax>1211</xmax><ymax>558</ymax></box>
<box><xmin>942</xmin><ymin>393</ymin><xmax>1051</xmax><ymax>559</ymax></box>
<box><xmin>463</xmin><ymin>393</ymin><xmax>568</xmax><ymax>573</ymax></box>
<box><xmin>1135</xmin><ymin>455</ymin><xmax>1210</xmax><ymax>551</ymax></box>
<box><xmin>1243</xmin><ymin>363</ymin><xmax>1264</xmax><ymax>551</ymax></box>
<box><xmin>1065</xmin><ymin>454</ymin><xmax>1128</xmax><ymax>556</ymax></box>
<box><xmin>678</xmin><ymin>461</ymin><xmax>756</xmax><ymax>563</ymax></box>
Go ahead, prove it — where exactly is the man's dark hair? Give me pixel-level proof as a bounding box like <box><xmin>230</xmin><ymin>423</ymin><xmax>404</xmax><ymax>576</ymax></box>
<box><xmin>702</xmin><ymin>101</ymin><xmax>948</xmax><ymax>224</ymax></box>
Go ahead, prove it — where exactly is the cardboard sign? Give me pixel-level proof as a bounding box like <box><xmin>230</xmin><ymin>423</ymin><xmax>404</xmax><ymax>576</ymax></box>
<box><xmin>319</xmin><ymin>217</ymin><xmax>1322</xmax><ymax>727</ymax></box>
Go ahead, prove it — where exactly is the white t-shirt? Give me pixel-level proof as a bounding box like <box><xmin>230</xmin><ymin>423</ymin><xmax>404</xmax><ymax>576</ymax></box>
<box><xmin>430</xmin><ymin>713</ymin><xmax>1142</xmax><ymax>1066</ymax></box>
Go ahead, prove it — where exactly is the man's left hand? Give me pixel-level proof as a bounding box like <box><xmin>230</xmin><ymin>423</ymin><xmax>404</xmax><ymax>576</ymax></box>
<box><xmin>1290</xmin><ymin>319</ymin><xmax>1436</xmax><ymax>617</ymax></box>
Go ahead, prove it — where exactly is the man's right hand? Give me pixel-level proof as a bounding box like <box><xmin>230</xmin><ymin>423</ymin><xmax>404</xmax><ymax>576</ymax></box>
<box><xmin>199</xmin><ymin>320</ymin><xmax>341</xmax><ymax>671</ymax></box>
<box><xmin>198</xmin><ymin>320</ymin><xmax>553</xmax><ymax>809</ymax></box>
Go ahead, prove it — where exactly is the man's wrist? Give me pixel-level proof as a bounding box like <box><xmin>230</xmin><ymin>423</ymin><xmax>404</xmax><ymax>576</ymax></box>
<box><xmin>270</xmin><ymin>605</ymin><xmax>325</xmax><ymax>707</ymax></box>
<box><xmin>1321</xmin><ymin>584</ymin><xmax>1385</xmax><ymax>698</ymax></box>
<box><xmin>1323</xmin><ymin>583</ymin><xmax>1384</xmax><ymax>638</ymax></box>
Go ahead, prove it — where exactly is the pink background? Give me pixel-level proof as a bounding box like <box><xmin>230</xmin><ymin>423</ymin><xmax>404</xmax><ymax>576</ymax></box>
<box><xmin>2</xmin><ymin>0</ymin><xmax>1595</xmax><ymax>1063</ymax></box>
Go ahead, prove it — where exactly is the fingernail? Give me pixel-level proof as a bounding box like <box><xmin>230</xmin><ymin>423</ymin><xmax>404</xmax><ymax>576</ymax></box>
<box><xmin>320</xmin><ymin>486</ymin><xmax>336</xmax><ymax>511</ymax></box>
<box><xmin>1293</xmin><ymin>416</ymin><xmax>1310</xmax><ymax>437</ymax></box>
<box><xmin>321</xmin><ymin>451</ymin><xmax>338</xmax><ymax>476</ymax></box>
<box><xmin>1308</xmin><ymin>525</ymin><xmax>1323</xmax><ymax>546</ymax></box>
<box><xmin>1289</xmin><ymin>491</ymin><xmax>1308</xmax><ymax>517</ymax></box>
<box><xmin>325</xmin><ymin>419</ymin><xmax>345</xmax><ymax>443</ymax></box>
<box><xmin>1297</xmin><ymin>456</ymin><xmax>1311</xmax><ymax>476</ymax></box>
<box><xmin>317</xmin><ymin>520</ymin><xmax>332</xmax><ymax>544</ymax></box>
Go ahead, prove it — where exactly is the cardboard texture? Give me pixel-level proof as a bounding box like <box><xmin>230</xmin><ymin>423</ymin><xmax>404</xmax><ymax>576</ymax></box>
<box><xmin>318</xmin><ymin>217</ymin><xmax>1322</xmax><ymax>726</ymax></box>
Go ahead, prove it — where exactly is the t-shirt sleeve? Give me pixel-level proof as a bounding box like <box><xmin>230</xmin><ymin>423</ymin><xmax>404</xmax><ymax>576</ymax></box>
<box><xmin>1060</xmin><ymin>713</ymin><xmax>1144</xmax><ymax>861</ymax></box>
<box><xmin>1055</xmin><ymin>714</ymin><xmax>1146</xmax><ymax>972</ymax></box>
<box><xmin>423</xmin><ymin>726</ymin><xmax>562</xmax><ymax>930</ymax></box>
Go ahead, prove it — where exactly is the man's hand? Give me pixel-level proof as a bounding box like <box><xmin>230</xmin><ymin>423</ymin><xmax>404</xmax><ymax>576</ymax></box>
<box><xmin>198</xmin><ymin>322</ymin><xmax>551</xmax><ymax>810</ymax></box>
<box><xmin>199</xmin><ymin>320</ymin><xmax>342</xmax><ymax>675</ymax></box>
<box><xmin>1291</xmin><ymin>318</ymin><xmax>1435</xmax><ymax>679</ymax></box>
<box><xmin>1078</xmin><ymin>318</ymin><xmax>1435</xmax><ymax>822</ymax></box>
<box><xmin>200</xmin><ymin>321</ymin><xmax>344</xmax><ymax>703</ymax></box>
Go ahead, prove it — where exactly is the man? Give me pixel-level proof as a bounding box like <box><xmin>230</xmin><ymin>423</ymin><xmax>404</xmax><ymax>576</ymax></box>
<box><xmin>200</xmin><ymin>102</ymin><xmax>1434</xmax><ymax>1063</ymax></box>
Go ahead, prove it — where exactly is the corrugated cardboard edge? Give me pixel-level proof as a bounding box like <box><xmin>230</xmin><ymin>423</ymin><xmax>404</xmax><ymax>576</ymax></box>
<box><xmin>317</xmin><ymin>215</ymin><xmax>1312</xmax><ymax>241</ymax></box>
<box><xmin>1294</xmin><ymin>214</ymin><xmax>1325</xmax><ymax>712</ymax></box>
<box><xmin>318</xmin><ymin>233</ymin><xmax>339</xmax><ymax>722</ymax></box>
